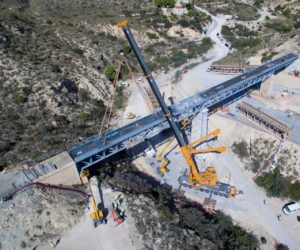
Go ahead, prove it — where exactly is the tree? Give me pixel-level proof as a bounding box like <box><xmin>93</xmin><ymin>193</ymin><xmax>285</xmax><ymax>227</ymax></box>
<box><xmin>288</xmin><ymin>181</ymin><xmax>300</xmax><ymax>201</ymax></box>
<box><xmin>123</xmin><ymin>45</ymin><xmax>132</xmax><ymax>54</ymax></box>
<box><xmin>105</xmin><ymin>64</ymin><xmax>117</xmax><ymax>81</ymax></box>
<box><xmin>276</xmin><ymin>243</ymin><xmax>289</xmax><ymax>250</ymax></box>
<box><xmin>282</xmin><ymin>8</ymin><xmax>291</xmax><ymax>18</ymax></box>
<box><xmin>155</xmin><ymin>0</ymin><xmax>176</xmax><ymax>8</ymax></box>
<box><xmin>17</xmin><ymin>95</ymin><xmax>26</xmax><ymax>104</ymax></box>
<box><xmin>255</xmin><ymin>168</ymin><xmax>289</xmax><ymax>198</ymax></box>
<box><xmin>232</xmin><ymin>140</ymin><xmax>249</xmax><ymax>159</ymax></box>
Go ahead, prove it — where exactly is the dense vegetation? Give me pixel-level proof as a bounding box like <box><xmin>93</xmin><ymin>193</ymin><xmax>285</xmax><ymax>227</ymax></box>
<box><xmin>147</xmin><ymin>37</ymin><xmax>212</xmax><ymax>70</ymax></box>
<box><xmin>221</xmin><ymin>25</ymin><xmax>261</xmax><ymax>50</ymax></box>
<box><xmin>155</xmin><ymin>0</ymin><xmax>176</xmax><ymax>8</ymax></box>
<box><xmin>256</xmin><ymin>168</ymin><xmax>300</xmax><ymax>201</ymax></box>
<box><xmin>176</xmin><ymin>7</ymin><xmax>212</xmax><ymax>33</ymax></box>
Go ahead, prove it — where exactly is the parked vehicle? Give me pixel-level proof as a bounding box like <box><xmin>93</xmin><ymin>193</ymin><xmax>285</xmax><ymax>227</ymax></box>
<box><xmin>120</xmin><ymin>82</ymin><xmax>129</xmax><ymax>87</ymax></box>
<box><xmin>282</xmin><ymin>202</ymin><xmax>300</xmax><ymax>215</ymax></box>
<box><xmin>136</xmin><ymin>78</ymin><xmax>144</xmax><ymax>84</ymax></box>
<box><xmin>127</xmin><ymin>113</ymin><xmax>136</xmax><ymax>119</ymax></box>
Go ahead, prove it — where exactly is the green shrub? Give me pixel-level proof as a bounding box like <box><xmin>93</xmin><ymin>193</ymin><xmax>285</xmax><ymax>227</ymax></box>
<box><xmin>282</xmin><ymin>8</ymin><xmax>292</xmax><ymax>18</ymax></box>
<box><xmin>90</xmin><ymin>99</ymin><xmax>106</xmax><ymax>118</ymax></box>
<box><xmin>179</xmin><ymin>207</ymin><xmax>258</xmax><ymax>248</ymax></box>
<box><xmin>232</xmin><ymin>140</ymin><xmax>249</xmax><ymax>159</ymax></box>
<box><xmin>78</xmin><ymin>88</ymin><xmax>90</xmax><ymax>102</ymax></box>
<box><xmin>254</xmin><ymin>0</ymin><xmax>264</xmax><ymax>8</ymax></box>
<box><xmin>255</xmin><ymin>167</ymin><xmax>289</xmax><ymax>197</ymax></box>
<box><xmin>22</xmin><ymin>86</ymin><xmax>32</xmax><ymax>96</ymax></box>
<box><xmin>171</xmin><ymin>50</ymin><xmax>187</xmax><ymax>67</ymax></box>
<box><xmin>73</xmin><ymin>48</ymin><xmax>84</xmax><ymax>55</ymax></box>
<box><xmin>105</xmin><ymin>64</ymin><xmax>117</xmax><ymax>81</ymax></box>
<box><xmin>123</xmin><ymin>45</ymin><xmax>132</xmax><ymax>54</ymax></box>
<box><xmin>265</xmin><ymin>21</ymin><xmax>293</xmax><ymax>33</ymax></box>
<box><xmin>17</xmin><ymin>95</ymin><xmax>26</xmax><ymax>104</ymax></box>
<box><xmin>51</xmin><ymin>64</ymin><xmax>62</xmax><ymax>73</ymax></box>
<box><xmin>79</xmin><ymin>112</ymin><xmax>90</xmax><ymax>123</ymax></box>
<box><xmin>114</xmin><ymin>86</ymin><xmax>123</xmax><ymax>109</ymax></box>
<box><xmin>288</xmin><ymin>181</ymin><xmax>300</xmax><ymax>201</ymax></box>
<box><xmin>154</xmin><ymin>0</ymin><xmax>176</xmax><ymax>8</ymax></box>
<box><xmin>158</xmin><ymin>204</ymin><xmax>173</xmax><ymax>221</ymax></box>
<box><xmin>146</xmin><ymin>32</ymin><xmax>158</xmax><ymax>40</ymax></box>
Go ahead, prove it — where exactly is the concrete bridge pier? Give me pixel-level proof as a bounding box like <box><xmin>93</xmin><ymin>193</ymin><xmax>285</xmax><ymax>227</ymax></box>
<box><xmin>191</xmin><ymin>108</ymin><xmax>209</xmax><ymax>163</ymax></box>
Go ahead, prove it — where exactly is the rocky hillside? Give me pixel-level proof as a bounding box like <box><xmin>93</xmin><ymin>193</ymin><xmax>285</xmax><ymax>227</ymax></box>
<box><xmin>0</xmin><ymin>186</ymin><xmax>86</xmax><ymax>249</ymax></box>
<box><xmin>0</xmin><ymin>0</ymin><xmax>212</xmax><ymax>168</ymax></box>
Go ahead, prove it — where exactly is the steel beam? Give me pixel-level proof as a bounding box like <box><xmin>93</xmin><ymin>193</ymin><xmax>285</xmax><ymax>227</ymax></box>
<box><xmin>68</xmin><ymin>53</ymin><xmax>298</xmax><ymax>172</ymax></box>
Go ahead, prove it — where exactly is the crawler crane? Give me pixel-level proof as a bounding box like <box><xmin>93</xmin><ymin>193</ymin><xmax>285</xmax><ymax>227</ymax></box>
<box><xmin>117</xmin><ymin>21</ymin><xmax>236</xmax><ymax>197</ymax></box>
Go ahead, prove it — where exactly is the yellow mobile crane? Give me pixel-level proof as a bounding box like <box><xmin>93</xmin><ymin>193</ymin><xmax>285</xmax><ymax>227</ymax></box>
<box><xmin>117</xmin><ymin>21</ymin><xmax>236</xmax><ymax>197</ymax></box>
<box><xmin>156</xmin><ymin>137</ymin><xmax>175</xmax><ymax>175</ymax></box>
<box><xmin>157</xmin><ymin>119</ymin><xmax>190</xmax><ymax>175</ymax></box>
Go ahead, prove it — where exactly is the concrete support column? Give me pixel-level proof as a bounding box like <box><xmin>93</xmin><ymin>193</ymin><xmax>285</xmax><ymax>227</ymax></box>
<box><xmin>191</xmin><ymin>108</ymin><xmax>209</xmax><ymax>163</ymax></box>
<box><xmin>260</xmin><ymin>74</ymin><xmax>274</xmax><ymax>96</ymax></box>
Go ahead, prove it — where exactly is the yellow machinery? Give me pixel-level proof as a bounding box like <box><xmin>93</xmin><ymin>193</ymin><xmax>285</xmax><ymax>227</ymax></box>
<box><xmin>118</xmin><ymin>21</ymin><xmax>235</xmax><ymax>195</ymax></box>
<box><xmin>79</xmin><ymin>169</ymin><xmax>90</xmax><ymax>184</ymax></box>
<box><xmin>127</xmin><ymin>113</ymin><xmax>136</xmax><ymax>119</ymax></box>
<box><xmin>181</xmin><ymin>129</ymin><xmax>226</xmax><ymax>186</ymax></box>
<box><xmin>89</xmin><ymin>176</ymin><xmax>105</xmax><ymax>227</ymax></box>
<box><xmin>156</xmin><ymin>137</ymin><xmax>175</xmax><ymax>175</ymax></box>
<box><xmin>80</xmin><ymin>170</ymin><xmax>105</xmax><ymax>227</ymax></box>
<box><xmin>90</xmin><ymin>196</ymin><xmax>104</xmax><ymax>228</ymax></box>
<box><xmin>157</xmin><ymin>119</ymin><xmax>190</xmax><ymax>175</ymax></box>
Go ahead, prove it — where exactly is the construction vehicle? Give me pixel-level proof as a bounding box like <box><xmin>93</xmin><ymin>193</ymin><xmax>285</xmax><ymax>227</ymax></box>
<box><xmin>117</xmin><ymin>20</ymin><xmax>236</xmax><ymax>197</ymax></box>
<box><xmin>89</xmin><ymin>176</ymin><xmax>105</xmax><ymax>227</ymax></box>
<box><xmin>90</xmin><ymin>196</ymin><xmax>104</xmax><ymax>227</ymax></box>
<box><xmin>127</xmin><ymin>112</ymin><xmax>136</xmax><ymax>119</ymax></box>
<box><xmin>156</xmin><ymin>137</ymin><xmax>175</xmax><ymax>175</ymax></box>
<box><xmin>157</xmin><ymin>119</ymin><xmax>190</xmax><ymax>176</ymax></box>
<box><xmin>111</xmin><ymin>195</ymin><xmax>125</xmax><ymax>225</ymax></box>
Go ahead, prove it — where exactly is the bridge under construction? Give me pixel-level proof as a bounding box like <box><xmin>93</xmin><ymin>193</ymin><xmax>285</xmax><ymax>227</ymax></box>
<box><xmin>68</xmin><ymin>52</ymin><xmax>298</xmax><ymax>173</ymax></box>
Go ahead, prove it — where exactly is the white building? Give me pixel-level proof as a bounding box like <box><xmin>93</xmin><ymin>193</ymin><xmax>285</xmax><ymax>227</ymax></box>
<box><xmin>172</xmin><ymin>5</ymin><xmax>188</xmax><ymax>15</ymax></box>
<box><xmin>180</xmin><ymin>0</ymin><xmax>191</xmax><ymax>4</ymax></box>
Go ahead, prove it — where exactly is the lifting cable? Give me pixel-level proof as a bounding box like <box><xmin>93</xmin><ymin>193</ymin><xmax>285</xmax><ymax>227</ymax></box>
<box><xmin>98</xmin><ymin>61</ymin><xmax>122</xmax><ymax>144</ymax></box>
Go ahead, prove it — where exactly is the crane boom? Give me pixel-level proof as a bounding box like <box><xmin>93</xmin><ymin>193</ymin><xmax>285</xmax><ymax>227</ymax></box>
<box><xmin>118</xmin><ymin>21</ymin><xmax>186</xmax><ymax>147</ymax></box>
<box><xmin>118</xmin><ymin>21</ymin><xmax>226</xmax><ymax>187</ymax></box>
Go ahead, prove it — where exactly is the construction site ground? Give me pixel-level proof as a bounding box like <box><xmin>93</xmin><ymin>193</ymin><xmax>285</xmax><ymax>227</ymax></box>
<box><xmin>37</xmin><ymin>188</ymin><xmax>143</xmax><ymax>250</ymax></box>
<box><xmin>134</xmin><ymin>110</ymin><xmax>300</xmax><ymax>250</ymax></box>
<box><xmin>1</xmin><ymin>4</ymin><xmax>300</xmax><ymax>250</ymax></box>
<box><xmin>125</xmin><ymin>8</ymin><xmax>300</xmax><ymax>248</ymax></box>
<box><xmin>0</xmin><ymin>186</ymin><xmax>142</xmax><ymax>250</ymax></box>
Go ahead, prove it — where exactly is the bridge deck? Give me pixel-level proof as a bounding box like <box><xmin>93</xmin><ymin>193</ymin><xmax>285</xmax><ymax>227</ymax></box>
<box><xmin>68</xmin><ymin>53</ymin><xmax>298</xmax><ymax>171</ymax></box>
